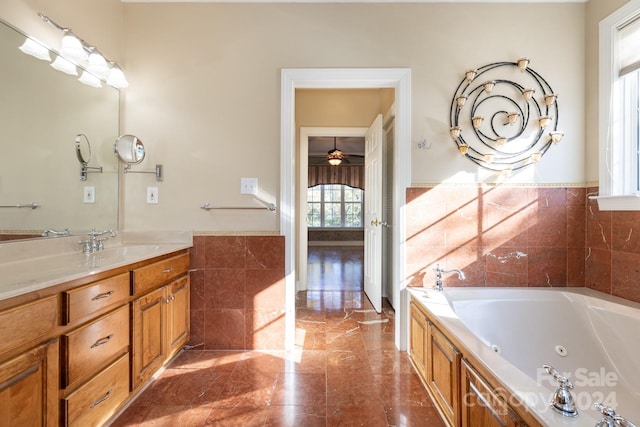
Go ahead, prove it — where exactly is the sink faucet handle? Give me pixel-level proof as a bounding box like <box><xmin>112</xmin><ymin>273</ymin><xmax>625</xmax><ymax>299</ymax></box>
<box><xmin>543</xmin><ymin>364</ymin><xmax>573</xmax><ymax>388</ymax></box>
<box><xmin>544</xmin><ymin>364</ymin><xmax>578</xmax><ymax>417</ymax></box>
<box><xmin>594</xmin><ymin>403</ymin><xmax>638</xmax><ymax>427</ymax></box>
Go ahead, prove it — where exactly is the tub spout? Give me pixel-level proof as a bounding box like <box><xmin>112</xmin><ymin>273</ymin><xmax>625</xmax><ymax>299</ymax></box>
<box><xmin>544</xmin><ymin>364</ymin><xmax>578</xmax><ymax>417</ymax></box>
<box><xmin>594</xmin><ymin>403</ymin><xmax>638</xmax><ymax>427</ymax></box>
<box><xmin>434</xmin><ymin>264</ymin><xmax>466</xmax><ymax>291</ymax></box>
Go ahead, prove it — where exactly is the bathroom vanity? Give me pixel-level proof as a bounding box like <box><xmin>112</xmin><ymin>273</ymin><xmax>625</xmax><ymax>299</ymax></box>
<box><xmin>0</xmin><ymin>236</ymin><xmax>192</xmax><ymax>426</ymax></box>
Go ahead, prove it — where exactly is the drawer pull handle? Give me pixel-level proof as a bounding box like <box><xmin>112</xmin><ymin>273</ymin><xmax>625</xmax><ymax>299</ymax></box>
<box><xmin>161</xmin><ymin>267</ymin><xmax>173</xmax><ymax>273</ymax></box>
<box><xmin>90</xmin><ymin>389</ymin><xmax>112</xmax><ymax>408</ymax></box>
<box><xmin>91</xmin><ymin>291</ymin><xmax>114</xmax><ymax>300</ymax></box>
<box><xmin>90</xmin><ymin>334</ymin><xmax>114</xmax><ymax>348</ymax></box>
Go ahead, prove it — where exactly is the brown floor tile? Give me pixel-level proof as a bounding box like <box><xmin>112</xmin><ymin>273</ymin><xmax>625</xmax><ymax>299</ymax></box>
<box><xmin>111</xmin><ymin>246</ymin><xmax>444</xmax><ymax>427</ymax></box>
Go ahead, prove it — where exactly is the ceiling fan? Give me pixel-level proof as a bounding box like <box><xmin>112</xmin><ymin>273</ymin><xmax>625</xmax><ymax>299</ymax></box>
<box><xmin>312</xmin><ymin>137</ymin><xmax>364</xmax><ymax>166</ymax></box>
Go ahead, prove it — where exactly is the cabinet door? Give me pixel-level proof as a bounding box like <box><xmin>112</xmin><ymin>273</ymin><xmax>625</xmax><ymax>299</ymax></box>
<box><xmin>409</xmin><ymin>301</ymin><xmax>427</xmax><ymax>379</ymax></box>
<box><xmin>427</xmin><ymin>323</ymin><xmax>461</xmax><ymax>427</ymax></box>
<box><xmin>132</xmin><ymin>286</ymin><xmax>167</xmax><ymax>390</ymax></box>
<box><xmin>460</xmin><ymin>360</ymin><xmax>521</xmax><ymax>427</ymax></box>
<box><xmin>0</xmin><ymin>339</ymin><xmax>58</xmax><ymax>427</ymax></box>
<box><xmin>167</xmin><ymin>277</ymin><xmax>190</xmax><ymax>360</ymax></box>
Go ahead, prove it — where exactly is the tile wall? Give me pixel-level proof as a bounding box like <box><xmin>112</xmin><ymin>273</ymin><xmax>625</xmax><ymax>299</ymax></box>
<box><xmin>406</xmin><ymin>185</ymin><xmax>640</xmax><ymax>304</ymax></box>
<box><xmin>187</xmin><ymin>186</ymin><xmax>640</xmax><ymax>350</ymax></box>
<box><xmin>188</xmin><ymin>235</ymin><xmax>286</xmax><ymax>350</ymax></box>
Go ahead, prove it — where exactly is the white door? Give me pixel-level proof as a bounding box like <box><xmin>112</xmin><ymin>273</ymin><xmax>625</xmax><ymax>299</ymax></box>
<box><xmin>364</xmin><ymin>114</ymin><xmax>384</xmax><ymax>313</ymax></box>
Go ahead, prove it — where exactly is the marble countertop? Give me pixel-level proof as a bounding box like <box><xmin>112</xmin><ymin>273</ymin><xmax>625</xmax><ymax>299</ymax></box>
<box><xmin>0</xmin><ymin>231</ymin><xmax>193</xmax><ymax>301</ymax></box>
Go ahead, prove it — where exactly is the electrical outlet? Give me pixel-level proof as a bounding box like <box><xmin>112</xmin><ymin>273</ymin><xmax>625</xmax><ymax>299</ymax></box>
<box><xmin>240</xmin><ymin>177</ymin><xmax>258</xmax><ymax>195</ymax></box>
<box><xmin>83</xmin><ymin>186</ymin><xmax>95</xmax><ymax>203</ymax></box>
<box><xmin>147</xmin><ymin>187</ymin><xmax>159</xmax><ymax>204</ymax></box>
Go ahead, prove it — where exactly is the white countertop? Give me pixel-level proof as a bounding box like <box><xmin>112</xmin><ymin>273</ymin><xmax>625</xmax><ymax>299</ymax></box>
<box><xmin>0</xmin><ymin>231</ymin><xmax>193</xmax><ymax>301</ymax></box>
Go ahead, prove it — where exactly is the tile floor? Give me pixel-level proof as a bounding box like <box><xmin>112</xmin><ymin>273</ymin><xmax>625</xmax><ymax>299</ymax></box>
<box><xmin>110</xmin><ymin>246</ymin><xmax>444</xmax><ymax>427</ymax></box>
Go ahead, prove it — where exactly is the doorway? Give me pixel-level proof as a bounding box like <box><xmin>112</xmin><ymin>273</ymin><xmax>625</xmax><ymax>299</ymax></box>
<box><xmin>280</xmin><ymin>68</ymin><xmax>411</xmax><ymax>351</ymax></box>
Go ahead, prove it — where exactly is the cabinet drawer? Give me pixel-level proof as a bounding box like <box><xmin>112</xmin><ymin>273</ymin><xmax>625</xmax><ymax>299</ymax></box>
<box><xmin>62</xmin><ymin>353</ymin><xmax>129</xmax><ymax>427</ymax></box>
<box><xmin>62</xmin><ymin>305</ymin><xmax>129</xmax><ymax>388</ymax></box>
<box><xmin>0</xmin><ymin>295</ymin><xmax>58</xmax><ymax>356</ymax></box>
<box><xmin>132</xmin><ymin>253</ymin><xmax>189</xmax><ymax>295</ymax></box>
<box><xmin>62</xmin><ymin>273</ymin><xmax>130</xmax><ymax>325</ymax></box>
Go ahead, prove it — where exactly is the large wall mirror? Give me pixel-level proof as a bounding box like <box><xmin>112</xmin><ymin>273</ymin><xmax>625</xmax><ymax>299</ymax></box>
<box><xmin>0</xmin><ymin>19</ymin><xmax>119</xmax><ymax>242</ymax></box>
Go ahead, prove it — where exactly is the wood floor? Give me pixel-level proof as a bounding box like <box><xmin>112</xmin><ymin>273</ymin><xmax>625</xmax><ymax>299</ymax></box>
<box><xmin>110</xmin><ymin>246</ymin><xmax>444</xmax><ymax>427</ymax></box>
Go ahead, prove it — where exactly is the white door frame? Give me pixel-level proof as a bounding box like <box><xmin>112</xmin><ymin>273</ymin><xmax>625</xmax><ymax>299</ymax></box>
<box><xmin>298</xmin><ymin>126</ymin><xmax>369</xmax><ymax>293</ymax></box>
<box><xmin>281</xmin><ymin>68</ymin><xmax>411</xmax><ymax>351</ymax></box>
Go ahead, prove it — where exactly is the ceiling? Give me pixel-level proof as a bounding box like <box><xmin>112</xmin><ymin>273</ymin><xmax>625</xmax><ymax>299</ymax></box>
<box><xmin>123</xmin><ymin>0</ymin><xmax>586</xmax><ymax>3</ymax></box>
<box><xmin>308</xmin><ymin>136</ymin><xmax>364</xmax><ymax>156</ymax></box>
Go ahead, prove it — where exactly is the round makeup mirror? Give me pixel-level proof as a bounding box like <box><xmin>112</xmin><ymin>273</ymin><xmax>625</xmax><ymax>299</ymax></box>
<box><xmin>75</xmin><ymin>134</ymin><xmax>91</xmax><ymax>165</ymax></box>
<box><xmin>114</xmin><ymin>134</ymin><xmax>145</xmax><ymax>165</ymax></box>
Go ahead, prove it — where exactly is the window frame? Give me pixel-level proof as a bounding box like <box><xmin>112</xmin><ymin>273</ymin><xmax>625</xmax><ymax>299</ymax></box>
<box><xmin>597</xmin><ymin>0</ymin><xmax>640</xmax><ymax>210</ymax></box>
<box><xmin>306</xmin><ymin>184</ymin><xmax>364</xmax><ymax>229</ymax></box>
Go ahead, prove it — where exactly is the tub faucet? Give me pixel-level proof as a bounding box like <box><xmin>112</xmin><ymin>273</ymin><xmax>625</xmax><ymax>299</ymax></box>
<box><xmin>434</xmin><ymin>263</ymin><xmax>466</xmax><ymax>291</ymax></box>
<box><xmin>594</xmin><ymin>403</ymin><xmax>638</xmax><ymax>427</ymax></box>
<box><xmin>544</xmin><ymin>364</ymin><xmax>578</xmax><ymax>417</ymax></box>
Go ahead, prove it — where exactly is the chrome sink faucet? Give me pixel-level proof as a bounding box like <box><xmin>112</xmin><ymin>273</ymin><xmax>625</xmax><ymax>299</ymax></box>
<box><xmin>79</xmin><ymin>228</ymin><xmax>116</xmax><ymax>254</ymax></box>
<box><xmin>434</xmin><ymin>263</ymin><xmax>466</xmax><ymax>291</ymax></box>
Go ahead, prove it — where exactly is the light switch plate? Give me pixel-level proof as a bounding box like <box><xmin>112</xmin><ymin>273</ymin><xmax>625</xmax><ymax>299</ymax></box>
<box><xmin>83</xmin><ymin>186</ymin><xmax>95</xmax><ymax>203</ymax></box>
<box><xmin>240</xmin><ymin>177</ymin><xmax>258</xmax><ymax>195</ymax></box>
<box><xmin>147</xmin><ymin>187</ymin><xmax>159</xmax><ymax>204</ymax></box>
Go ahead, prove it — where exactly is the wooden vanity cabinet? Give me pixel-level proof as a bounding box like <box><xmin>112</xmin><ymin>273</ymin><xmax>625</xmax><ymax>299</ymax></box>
<box><xmin>131</xmin><ymin>254</ymin><xmax>190</xmax><ymax>391</ymax></box>
<box><xmin>410</xmin><ymin>298</ymin><xmax>461</xmax><ymax>427</ymax></box>
<box><xmin>426</xmin><ymin>320</ymin><xmax>461</xmax><ymax>427</ymax></box>
<box><xmin>0</xmin><ymin>249</ymin><xmax>190</xmax><ymax>426</ymax></box>
<box><xmin>0</xmin><ymin>339</ymin><xmax>59</xmax><ymax>427</ymax></box>
<box><xmin>460</xmin><ymin>360</ymin><xmax>524</xmax><ymax>427</ymax></box>
<box><xmin>0</xmin><ymin>295</ymin><xmax>59</xmax><ymax>427</ymax></box>
<box><xmin>409</xmin><ymin>301</ymin><xmax>428</xmax><ymax>379</ymax></box>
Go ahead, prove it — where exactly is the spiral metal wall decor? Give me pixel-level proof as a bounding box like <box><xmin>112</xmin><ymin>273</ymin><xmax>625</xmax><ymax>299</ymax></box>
<box><xmin>449</xmin><ymin>58</ymin><xmax>564</xmax><ymax>173</ymax></box>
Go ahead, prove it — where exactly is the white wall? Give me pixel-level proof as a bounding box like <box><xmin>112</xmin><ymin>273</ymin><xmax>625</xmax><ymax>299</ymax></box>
<box><xmin>121</xmin><ymin>2</ymin><xmax>586</xmax><ymax>233</ymax></box>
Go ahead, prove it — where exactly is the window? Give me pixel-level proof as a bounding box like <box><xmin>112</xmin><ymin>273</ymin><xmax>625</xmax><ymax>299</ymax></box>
<box><xmin>307</xmin><ymin>184</ymin><xmax>363</xmax><ymax>228</ymax></box>
<box><xmin>598</xmin><ymin>0</ymin><xmax>640</xmax><ymax>209</ymax></box>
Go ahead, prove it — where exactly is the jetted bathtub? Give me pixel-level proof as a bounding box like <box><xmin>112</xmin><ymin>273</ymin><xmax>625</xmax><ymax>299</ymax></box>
<box><xmin>408</xmin><ymin>287</ymin><xmax>640</xmax><ymax>427</ymax></box>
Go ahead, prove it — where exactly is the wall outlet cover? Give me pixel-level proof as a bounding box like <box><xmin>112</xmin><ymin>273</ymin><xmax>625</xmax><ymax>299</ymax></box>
<box><xmin>240</xmin><ymin>177</ymin><xmax>258</xmax><ymax>195</ymax></box>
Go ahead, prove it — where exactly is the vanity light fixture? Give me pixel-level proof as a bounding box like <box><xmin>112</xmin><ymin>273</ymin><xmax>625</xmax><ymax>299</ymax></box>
<box><xmin>51</xmin><ymin>54</ymin><xmax>78</xmax><ymax>76</ymax></box>
<box><xmin>449</xmin><ymin>57</ymin><xmax>565</xmax><ymax>172</ymax></box>
<box><xmin>35</xmin><ymin>13</ymin><xmax>128</xmax><ymax>89</ymax></box>
<box><xmin>18</xmin><ymin>37</ymin><xmax>51</xmax><ymax>61</ymax></box>
<box><xmin>78</xmin><ymin>70</ymin><xmax>102</xmax><ymax>88</ymax></box>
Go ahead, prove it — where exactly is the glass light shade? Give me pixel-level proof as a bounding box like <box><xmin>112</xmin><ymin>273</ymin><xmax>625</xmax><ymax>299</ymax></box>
<box><xmin>78</xmin><ymin>70</ymin><xmax>102</xmax><ymax>88</ymax></box>
<box><xmin>539</xmin><ymin>116</ymin><xmax>552</xmax><ymax>128</ymax></box>
<box><xmin>522</xmin><ymin>88</ymin><xmax>535</xmax><ymax>101</ymax></box>
<box><xmin>472</xmin><ymin>116</ymin><xmax>484</xmax><ymax>129</ymax></box>
<box><xmin>18</xmin><ymin>37</ymin><xmax>51</xmax><ymax>61</ymax></box>
<box><xmin>544</xmin><ymin>93</ymin><xmax>558</xmax><ymax>106</ymax></box>
<box><xmin>483</xmin><ymin>81</ymin><xmax>496</xmax><ymax>93</ymax></box>
<box><xmin>50</xmin><ymin>55</ymin><xmax>78</xmax><ymax>76</ymax></box>
<box><xmin>328</xmin><ymin>158</ymin><xmax>342</xmax><ymax>166</ymax></box>
<box><xmin>87</xmin><ymin>50</ymin><xmax>109</xmax><ymax>79</ymax></box>
<box><xmin>465</xmin><ymin>69</ymin><xmax>477</xmax><ymax>83</ymax></box>
<box><xmin>60</xmin><ymin>32</ymin><xmax>88</xmax><ymax>63</ymax></box>
<box><xmin>458</xmin><ymin>144</ymin><xmax>469</xmax><ymax>155</ymax></box>
<box><xmin>107</xmin><ymin>65</ymin><xmax>129</xmax><ymax>88</ymax></box>
<box><xmin>483</xmin><ymin>153</ymin><xmax>494</xmax><ymax>163</ymax></box>
<box><xmin>456</xmin><ymin>96</ymin><xmax>467</xmax><ymax>108</ymax></box>
<box><xmin>507</xmin><ymin>112</ymin><xmax>519</xmax><ymax>125</ymax></box>
<box><xmin>450</xmin><ymin>126</ymin><xmax>462</xmax><ymax>139</ymax></box>
<box><xmin>496</xmin><ymin>137</ymin><xmax>507</xmax><ymax>146</ymax></box>
<box><xmin>550</xmin><ymin>131</ymin><xmax>564</xmax><ymax>144</ymax></box>
<box><xmin>517</xmin><ymin>57</ymin><xmax>530</xmax><ymax>72</ymax></box>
